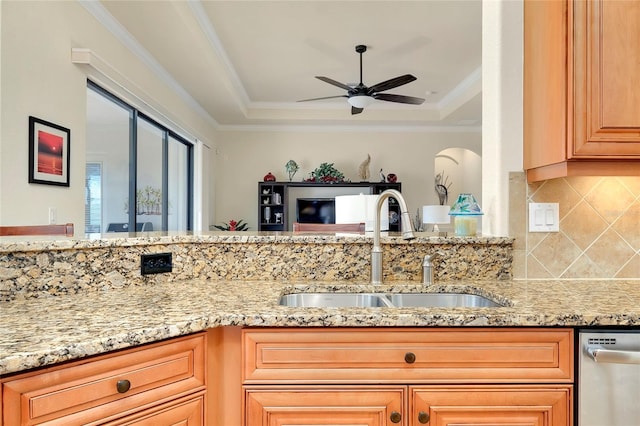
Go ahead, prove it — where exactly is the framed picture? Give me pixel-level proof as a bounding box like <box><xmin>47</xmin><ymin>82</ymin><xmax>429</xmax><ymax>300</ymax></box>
<box><xmin>28</xmin><ymin>116</ymin><xmax>70</xmax><ymax>186</ymax></box>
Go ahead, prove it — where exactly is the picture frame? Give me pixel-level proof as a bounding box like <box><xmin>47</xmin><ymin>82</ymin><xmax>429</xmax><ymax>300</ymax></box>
<box><xmin>28</xmin><ymin>116</ymin><xmax>70</xmax><ymax>186</ymax></box>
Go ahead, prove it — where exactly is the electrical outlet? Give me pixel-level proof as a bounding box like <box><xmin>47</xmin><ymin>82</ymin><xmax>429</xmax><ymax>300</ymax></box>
<box><xmin>141</xmin><ymin>253</ymin><xmax>173</xmax><ymax>275</ymax></box>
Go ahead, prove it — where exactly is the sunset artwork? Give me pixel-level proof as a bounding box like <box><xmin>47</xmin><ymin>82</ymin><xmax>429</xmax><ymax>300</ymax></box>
<box><xmin>37</xmin><ymin>130</ymin><xmax>64</xmax><ymax>175</ymax></box>
<box><xmin>29</xmin><ymin>116</ymin><xmax>70</xmax><ymax>186</ymax></box>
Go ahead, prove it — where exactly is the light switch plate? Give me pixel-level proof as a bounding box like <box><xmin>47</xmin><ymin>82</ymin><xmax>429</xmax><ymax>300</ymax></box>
<box><xmin>48</xmin><ymin>207</ymin><xmax>57</xmax><ymax>224</ymax></box>
<box><xmin>528</xmin><ymin>202</ymin><xmax>559</xmax><ymax>232</ymax></box>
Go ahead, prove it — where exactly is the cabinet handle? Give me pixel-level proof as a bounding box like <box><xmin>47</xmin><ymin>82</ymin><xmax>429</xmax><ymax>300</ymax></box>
<box><xmin>404</xmin><ymin>352</ymin><xmax>416</xmax><ymax>363</ymax></box>
<box><xmin>418</xmin><ymin>411</ymin><xmax>430</xmax><ymax>424</ymax></box>
<box><xmin>390</xmin><ymin>411</ymin><xmax>402</xmax><ymax>423</ymax></box>
<box><xmin>116</xmin><ymin>379</ymin><xmax>131</xmax><ymax>393</ymax></box>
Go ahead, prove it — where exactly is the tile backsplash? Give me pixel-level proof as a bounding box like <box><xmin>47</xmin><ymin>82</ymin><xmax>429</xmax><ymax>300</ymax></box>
<box><xmin>510</xmin><ymin>173</ymin><xmax>640</xmax><ymax>279</ymax></box>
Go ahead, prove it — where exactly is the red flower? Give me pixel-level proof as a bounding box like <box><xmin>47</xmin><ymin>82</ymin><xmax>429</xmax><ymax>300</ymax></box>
<box><xmin>228</xmin><ymin>220</ymin><xmax>237</xmax><ymax>231</ymax></box>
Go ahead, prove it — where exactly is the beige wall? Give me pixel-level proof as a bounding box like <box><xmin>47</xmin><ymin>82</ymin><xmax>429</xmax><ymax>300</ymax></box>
<box><xmin>510</xmin><ymin>173</ymin><xmax>640</xmax><ymax>279</ymax></box>
<box><xmin>0</xmin><ymin>1</ymin><xmax>217</xmax><ymax>232</ymax></box>
<box><xmin>214</xmin><ymin>129</ymin><xmax>481</xmax><ymax>230</ymax></box>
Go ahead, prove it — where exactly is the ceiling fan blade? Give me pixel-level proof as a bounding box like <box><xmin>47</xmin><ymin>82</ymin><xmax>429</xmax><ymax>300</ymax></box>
<box><xmin>373</xmin><ymin>93</ymin><xmax>425</xmax><ymax>105</ymax></box>
<box><xmin>368</xmin><ymin>74</ymin><xmax>417</xmax><ymax>94</ymax></box>
<box><xmin>315</xmin><ymin>76</ymin><xmax>353</xmax><ymax>91</ymax></box>
<box><xmin>351</xmin><ymin>106</ymin><xmax>364</xmax><ymax>115</ymax></box>
<box><xmin>297</xmin><ymin>95</ymin><xmax>348</xmax><ymax>102</ymax></box>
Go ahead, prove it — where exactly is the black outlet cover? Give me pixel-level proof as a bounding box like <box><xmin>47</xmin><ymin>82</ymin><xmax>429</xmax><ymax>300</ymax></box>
<box><xmin>141</xmin><ymin>252</ymin><xmax>173</xmax><ymax>275</ymax></box>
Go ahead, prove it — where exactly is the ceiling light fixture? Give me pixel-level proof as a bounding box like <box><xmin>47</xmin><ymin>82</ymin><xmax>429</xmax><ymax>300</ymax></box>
<box><xmin>347</xmin><ymin>95</ymin><xmax>375</xmax><ymax>109</ymax></box>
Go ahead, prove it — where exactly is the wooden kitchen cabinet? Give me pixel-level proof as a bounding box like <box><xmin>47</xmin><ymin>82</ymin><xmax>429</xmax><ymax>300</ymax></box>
<box><xmin>411</xmin><ymin>386</ymin><xmax>571</xmax><ymax>426</ymax></box>
<box><xmin>245</xmin><ymin>387</ymin><xmax>404</xmax><ymax>425</ymax></box>
<box><xmin>1</xmin><ymin>332</ymin><xmax>206</xmax><ymax>426</ymax></box>
<box><xmin>524</xmin><ymin>0</ymin><xmax>640</xmax><ymax>182</ymax></box>
<box><xmin>242</xmin><ymin>328</ymin><xmax>574</xmax><ymax>426</ymax></box>
<box><xmin>100</xmin><ymin>392</ymin><xmax>205</xmax><ymax>425</ymax></box>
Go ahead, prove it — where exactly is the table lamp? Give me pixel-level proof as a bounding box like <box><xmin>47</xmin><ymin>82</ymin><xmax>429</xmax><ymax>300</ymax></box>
<box><xmin>422</xmin><ymin>205</ymin><xmax>451</xmax><ymax>233</ymax></box>
<box><xmin>335</xmin><ymin>194</ymin><xmax>388</xmax><ymax>231</ymax></box>
<box><xmin>449</xmin><ymin>193</ymin><xmax>483</xmax><ymax>236</ymax></box>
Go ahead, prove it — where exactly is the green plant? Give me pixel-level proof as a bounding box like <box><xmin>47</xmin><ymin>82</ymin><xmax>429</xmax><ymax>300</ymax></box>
<box><xmin>305</xmin><ymin>162</ymin><xmax>346</xmax><ymax>183</ymax></box>
<box><xmin>212</xmin><ymin>219</ymin><xmax>249</xmax><ymax>231</ymax></box>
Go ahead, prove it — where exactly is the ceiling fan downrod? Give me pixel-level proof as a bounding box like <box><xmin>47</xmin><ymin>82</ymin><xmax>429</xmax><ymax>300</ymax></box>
<box><xmin>355</xmin><ymin>44</ymin><xmax>366</xmax><ymax>86</ymax></box>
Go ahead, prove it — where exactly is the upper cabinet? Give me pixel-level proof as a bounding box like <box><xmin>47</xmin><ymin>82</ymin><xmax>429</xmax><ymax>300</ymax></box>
<box><xmin>524</xmin><ymin>0</ymin><xmax>640</xmax><ymax>182</ymax></box>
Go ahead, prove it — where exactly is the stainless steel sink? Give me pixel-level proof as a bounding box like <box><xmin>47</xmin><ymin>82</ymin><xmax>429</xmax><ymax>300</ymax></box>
<box><xmin>387</xmin><ymin>293</ymin><xmax>502</xmax><ymax>308</ymax></box>
<box><xmin>279</xmin><ymin>293</ymin><xmax>394</xmax><ymax>308</ymax></box>
<box><xmin>279</xmin><ymin>292</ymin><xmax>503</xmax><ymax>308</ymax></box>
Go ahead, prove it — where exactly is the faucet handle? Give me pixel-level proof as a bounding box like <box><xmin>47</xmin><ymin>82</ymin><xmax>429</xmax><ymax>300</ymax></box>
<box><xmin>423</xmin><ymin>252</ymin><xmax>444</xmax><ymax>265</ymax></box>
<box><xmin>422</xmin><ymin>252</ymin><xmax>443</xmax><ymax>285</ymax></box>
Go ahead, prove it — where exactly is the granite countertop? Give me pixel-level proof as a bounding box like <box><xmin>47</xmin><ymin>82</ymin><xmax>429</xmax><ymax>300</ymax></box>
<box><xmin>0</xmin><ymin>231</ymin><xmax>513</xmax><ymax>253</ymax></box>
<box><xmin>2</xmin><ymin>278</ymin><xmax>640</xmax><ymax>376</ymax></box>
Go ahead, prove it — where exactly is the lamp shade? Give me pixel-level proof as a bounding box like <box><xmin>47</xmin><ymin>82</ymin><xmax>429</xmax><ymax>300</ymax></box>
<box><xmin>335</xmin><ymin>194</ymin><xmax>388</xmax><ymax>231</ymax></box>
<box><xmin>422</xmin><ymin>205</ymin><xmax>451</xmax><ymax>224</ymax></box>
<box><xmin>449</xmin><ymin>193</ymin><xmax>483</xmax><ymax>216</ymax></box>
<box><xmin>347</xmin><ymin>95</ymin><xmax>375</xmax><ymax>109</ymax></box>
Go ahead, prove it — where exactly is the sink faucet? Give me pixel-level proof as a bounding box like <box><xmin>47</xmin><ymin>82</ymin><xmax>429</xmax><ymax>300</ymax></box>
<box><xmin>422</xmin><ymin>252</ymin><xmax>441</xmax><ymax>285</ymax></box>
<box><xmin>371</xmin><ymin>189</ymin><xmax>415</xmax><ymax>284</ymax></box>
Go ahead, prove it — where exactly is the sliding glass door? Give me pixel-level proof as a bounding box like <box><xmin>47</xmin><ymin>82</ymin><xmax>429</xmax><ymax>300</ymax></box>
<box><xmin>85</xmin><ymin>82</ymin><xmax>193</xmax><ymax>234</ymax></box>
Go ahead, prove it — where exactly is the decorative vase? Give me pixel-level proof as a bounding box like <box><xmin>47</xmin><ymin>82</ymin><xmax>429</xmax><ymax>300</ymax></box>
<box><xmin>285</xmin><ymin>160</ymin><xmax>299</xmax><ymax>181</ymax></box>
<box><xmin>263</xmin><ymin>172</ymin><xmax>276</xmax><ymax>182</ymax></box>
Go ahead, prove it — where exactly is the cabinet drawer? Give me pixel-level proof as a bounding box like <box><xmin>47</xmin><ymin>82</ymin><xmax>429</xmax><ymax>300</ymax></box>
<box><xmin>243</xmin><ymin>328</ymin><xmax>573</xmax><ymax>384</ymax></box>
<box><xmin>2</xmin><ymin>333</ymin><xmax>205</xmax><ymax>425</ymax></box>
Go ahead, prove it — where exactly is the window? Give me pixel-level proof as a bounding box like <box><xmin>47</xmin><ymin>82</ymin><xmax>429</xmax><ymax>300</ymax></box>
<box><xmin>85</xmin><ymin>162</ymin><xmax>102</xmax><ymax>234</ymax></box>
<box><xmin>86</xmin><ymin>82</ymin><xmax>193</xmax><ymax>233</ymax></box>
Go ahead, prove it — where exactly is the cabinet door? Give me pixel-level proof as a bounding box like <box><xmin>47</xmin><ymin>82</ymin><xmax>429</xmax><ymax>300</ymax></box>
<box><xmin>411</xmin><ymin>386</ymin><xmax>571</xmax><ymax>426</ymax></box>
<box><xmin>101</xmin><ymin>393</ymin><xmax>204</xmax><ymax>425</ymax></box>
<box><xmin>573</xmin><ymin>0</ymin><xmax>640</xmax><ymax>156</ymax></box>
<box><xmin>245</xmin><ymin>387</ymin><xmax>405</xmax><ymax>426</ymax></box>
<box><xmin>524</xmin><ymin>0</ymin><xmax>640</xmax><ymax>181</ymax></box>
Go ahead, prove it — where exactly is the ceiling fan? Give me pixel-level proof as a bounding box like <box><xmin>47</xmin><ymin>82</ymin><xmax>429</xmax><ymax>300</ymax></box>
<box><xmin>298</xmin><ymin>44</ymin><xmax>425</xmax><ymax>115</ymax></box>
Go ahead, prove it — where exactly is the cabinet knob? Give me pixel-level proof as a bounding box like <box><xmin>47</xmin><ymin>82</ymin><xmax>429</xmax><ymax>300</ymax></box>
<box><xmin>116</xmin><ymin>379</ymin><xmax>131</xmax><ymax>393</ymax></box>
<box><xmin>404</xmin><ymin>352</ymin><xmax>416</xmax><ymax>363</ymax></box>
<box><xmin>390</xmin><ymin>411</ymin><xmax>402</xmax><ymax>423</ymax></box>
<box><xmin>418</xmin><ymin>411</ymin><xmax>431</xmax><ymax>424</ymax></box>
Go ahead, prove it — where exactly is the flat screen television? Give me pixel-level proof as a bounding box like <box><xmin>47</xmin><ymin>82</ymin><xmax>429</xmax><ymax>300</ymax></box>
<box><xmin>296</xmin><ymin>198</ymin><xmax>335</xmax><ymax>224</ymax></box>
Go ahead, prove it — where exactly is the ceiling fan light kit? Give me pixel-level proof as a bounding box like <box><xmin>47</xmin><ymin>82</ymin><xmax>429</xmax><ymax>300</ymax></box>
<box><xmin>347</xmin><ymin>95</ymin><xmax>375</xmax><ymax>109</ymax></box>
<box><xmin>298</xmin><ymin>44</ymin><xmax>425</xmax><ymax>115</ymax></box>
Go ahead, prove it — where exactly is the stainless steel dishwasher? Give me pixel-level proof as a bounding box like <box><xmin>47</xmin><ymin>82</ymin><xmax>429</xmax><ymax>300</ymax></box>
<box><xmin>579</xmin><ymin>330</ymin><xmax>640</xmax><ymax>426</ymax></box>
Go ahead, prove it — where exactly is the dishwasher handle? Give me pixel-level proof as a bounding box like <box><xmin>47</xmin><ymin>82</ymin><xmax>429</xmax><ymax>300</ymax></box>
<box><xmin>587</xmin><ymin>346</ymin><xmax>640</xmax><ymax>364</ymax></box>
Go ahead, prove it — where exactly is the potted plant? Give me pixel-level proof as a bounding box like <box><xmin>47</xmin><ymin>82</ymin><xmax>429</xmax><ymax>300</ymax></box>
<box><xmin>212</xmin><ymin>219</ymin><xmax>249</xmax><ymax>231</ymax></box>
<box><xmin>305</xmin><ymin>162</ymin><xmax>347</xmax><ymax>183</ymax></box>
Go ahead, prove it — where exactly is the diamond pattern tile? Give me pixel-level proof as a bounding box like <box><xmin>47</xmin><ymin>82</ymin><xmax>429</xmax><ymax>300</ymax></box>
<box><xmin>531</xmin><ymin>232</ymin><xmax>582</xmax><ymax>277</ymax></box>
<box><xmin>518</xmin><ymin>174</ymin><xmax>640</xmax><ymax>280</ymax></box>
<box><xmin>585</xmin><ymin>178</ymin><xmax>636</xmax><ymax>224</ymax></box>
<box><xmin>565</xmin><ymin>176</ymin><xmax>603</xmax><ymax>197</ymax></box>
<box><xmin>618</xmin><ymin>176</ymin><xmax>640</xmax><ymax>197</ymax></box>
<box><xmin>526</xmin><ymin>255</ymin><xmax>553</xmax><ymax>279</ymax></box>
<box><xmin>616</xmin><ymin>254</ymin><xmax>640</xmax><ymax>278</ymax></box>
<box><xmin>585</xmin><ymin>231</ymin><xmax>636</xmax><ymax>278</ymax></box>
<box><xmin>612</xmin><ymin>200</ymin><xmax>640</xmax><ymax>250</ymax></box>
<box><xmin>562</xmin><ymin>254</ymin><xmax>606</xmax><ymax>279</ymax></box>
<box><xmin>561</xmin><ymin>200</ymin><xmax>608</xmax><ymax>250</ymax></box>
<box><xmin>530</xmin><ymin>178</ymin><xmax>581</xmax><ymax>219</ymax></box>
